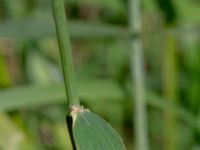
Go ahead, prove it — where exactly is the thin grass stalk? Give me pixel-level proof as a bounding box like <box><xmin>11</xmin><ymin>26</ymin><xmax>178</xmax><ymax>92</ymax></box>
<box><xmin>129</xmin><ymin>0</ymin><xmax>149</xmax><ymax>150</ymax></box>
<box><xmin>162</xmin><ymin>33</ymin><xmax>178</xmax><ymax>150</ymax></box>
<box><xmin>52</xmin><ymin>0</ymin><xmax>79</xmax><ymax>107</ymax></box>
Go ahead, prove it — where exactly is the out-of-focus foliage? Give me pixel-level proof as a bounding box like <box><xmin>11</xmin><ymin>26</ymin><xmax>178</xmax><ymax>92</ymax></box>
<box><xmin>68</xmin><ymin>0</ymin><xmax>125</xmax><ymax>12</ymax></box>
<box><xmin>0</xmin><ymin>0</ymin><xmax>200</xmax><ymax>149</ymax></box>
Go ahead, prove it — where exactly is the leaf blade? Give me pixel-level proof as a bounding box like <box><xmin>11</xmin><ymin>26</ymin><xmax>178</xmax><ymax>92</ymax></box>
<box><xmin>71</xmin><ymin>108</ymin><xmax>126</xmax><ymax>150</ymax></box>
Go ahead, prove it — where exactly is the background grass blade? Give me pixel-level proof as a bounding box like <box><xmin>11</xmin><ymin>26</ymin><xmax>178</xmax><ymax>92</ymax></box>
<box><xmin>0</xmin><ymin>18</ymin><xmax>128</xmax><ymax>40</ymax></box>
<box><xmin>0</xmin><ymin>80</ymin><xmax>124</xmax><ymax>112</ymax></box>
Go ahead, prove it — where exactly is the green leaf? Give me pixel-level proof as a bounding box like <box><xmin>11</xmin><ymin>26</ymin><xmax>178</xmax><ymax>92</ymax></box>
<box><xmin>0</xmin><ymin>18</ymin><xmax>128</xmax><ymax>39</ymax></box>
<box><xmin>68</xmin><ymin>106</ymin><xmax>126</xmax><ymax>150</ymax></box>
<box><xmin>0</xmin><ymin>79</ymin><xmax>124</xmax><ymax>112</ymax></box>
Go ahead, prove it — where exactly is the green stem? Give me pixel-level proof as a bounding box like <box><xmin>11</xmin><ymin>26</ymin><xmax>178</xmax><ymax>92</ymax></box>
<box><xmin>129</xmin><ymin>0</ymin><xmax>149</xmax><ymax>150</ymax></box>
<box><xmin>52</xmin><ymin>0</ymin><xmax>79</xmax><ymax>107</ymax></box>
<box><xmin>163</xmin><ymin>32</ymin><xmax>178</xmax><ymax>150</ymax></box>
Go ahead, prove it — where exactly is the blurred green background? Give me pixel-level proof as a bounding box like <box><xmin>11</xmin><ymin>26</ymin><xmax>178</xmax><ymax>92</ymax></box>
<box><xmin>0</xmin><ymin>0</ymin><xmax>200</xmax><ymax>149</ymax></box>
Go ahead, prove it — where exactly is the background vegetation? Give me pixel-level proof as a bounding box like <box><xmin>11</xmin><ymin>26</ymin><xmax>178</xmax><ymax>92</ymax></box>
<box><xmin>0</xmin><ymin>0</ymin><xmax>200</xmax><ymax>149</ymax></box>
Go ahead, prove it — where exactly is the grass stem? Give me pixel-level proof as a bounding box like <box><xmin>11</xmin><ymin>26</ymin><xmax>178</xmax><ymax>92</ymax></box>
<box><xmin>129</xmin><ymin>0</ymin><xmax>149</xmax><ymax>149</ymax></box>
<box><xmin>52</xmin><ymin>0</ymin><xmax>80</xmax><ymax>107</ymax></box>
